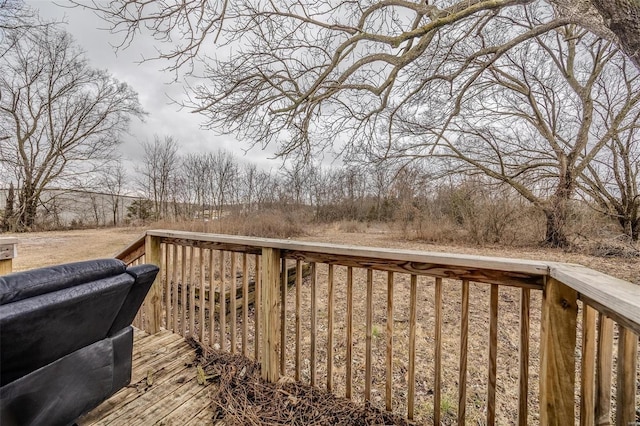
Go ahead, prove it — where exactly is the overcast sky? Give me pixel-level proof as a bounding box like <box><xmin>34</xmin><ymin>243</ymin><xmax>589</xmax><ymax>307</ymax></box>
<box><xmin>24</xmin><ymin>0</ymin><xmax>282</xmax><ymax>171</ymax></box>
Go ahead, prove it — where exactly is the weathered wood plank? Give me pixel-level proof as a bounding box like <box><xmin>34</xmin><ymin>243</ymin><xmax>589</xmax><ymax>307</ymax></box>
<box><xmin>181</xmin><ymin>245</ymin><xmax>188</xmax><ymax>336</ymax></box>
<box><xmin>242</xmin><ymin>253</ymin><xmax>249</xmax><ymax>357</ymax></box>
<box><xmin>172</xmin><ymin>244</ymin><xmax>179</xmax><ymax>333</ymax></box>
<box><xmin>129</xmin><ymin>380</ymin><xmax>207</xmax><ymax>426</ymax></box>
<box><xmin>144</xmin><ymin>235</ymin><xmax>162</xmax><ymax>334</ymax></box>
<box><xmin>158</xmin><ymin>381</ymin><xmax>213</xmax><ymax>424</ymax></box>
<box><xmin>209</xmin><ymin>249</ymin><xmax>216</xmax><ymax>348</ymax></box>
<box><xmin>595</xmin><ymin>314</ymin><xmax>613</xmax><ymax>425</ymax></box>
<box><xmin>295</xmin><ymin>259</ymin><xmax>302</xmax><ymax>382</ymax></box>
<box><xmin>188</xmin><ymin>247</ymin><xmax>196</xmax><ymax>338</ymax></box>
<box><xmin>230</xmin><ymin>252</ymin><xmax>237</xmax><ymax>353</ymax></box>
<box><xmin>254</xmin><ymin>254</ymin><xmax>261</xmax><ymax>362</ymax></box>
<box><xmin>280</xmin><ymin>258</ymin><xmax>287</xmax><ymax>376</ymax></box>
<box><xmin>551</xmin><ymin>264</ymin><xmax>640</xmax><ymax>335</ymax></box>
<box><xmin>407</xmin><ymin>274</ymin><xmax>418</xmax><ymax>420</ymax></box>
<box><xmin>518</xmin><ymin>287</ymin><xmax>530</xmax><ymax>426</ymax></box>
<box><xmin>487</xmin><ymin>284</ymin><xmax>498</xmax><ymax>425</ymax></box>
<box><xmin>365</xmin><ymin>269</ymin><xmax>373</xmax><ymax>401</ymax></box>
<box><xmin>114</xmin><ymin>234</ymin><xmax>145</xmax><ymax>264</ymax></box>
<box><xmin>580</xmin><ymin>304</ymin><xmax>596</xmax><ymax>426</ymax></box>
<box><xmin>458</xmin><ymin>279</ymin><xmax>469</xmax><ymax>426</ymax></box>
<box><xmin>261</xmin><ymin>247</ymin><xmax>280</xmax><ymax>382</ymax></box>
<box><xmin>616</xmin><ymin>326</ymin><xmax>638</xmax><ymax>426</ymax></box>
<box><xmin>150</xmin><ymin>230</ymin><xmax>548</xmax><ymax>276</ymax></box>
<box><xmin>434</xmin><ymin>277</ymin><xmax>443</xmax><ymax>426</ymax></box>
<box><xmin>219</xmin><ymin>250</ymin><xmax>226</xmax><ymax>352</ymax></box>
<box><xmin>539</xmin><ymin>277</ymin><xmax>578</xmax><ymax>426</ymax></box>
<box><xmin>346</xmin><ymin>266</ymin><xmax>353</xmax><ymax>400</ymax></box>
<box><xmin>199</xmin><ymin>248</ymin><xmax>206</xmax><ymax>343</ymax></box>
<box><xmin>327</xmin><ymin>264</ymin><xmax>334</xmax><ymax>392</ymax></box>
<box><xmin>80</xmin><ymin>331</ymin><xmax>196</xmax><ymax>424</ymax></box>
<box><xmin>386</xmin><ymin>271</ymin><xmax>394</xmax><ymax>412</ymax></box>
<box><xmin>164</xmin><ymin>244</ymin><xmax>171</xmax><ymax>330</ymax></box>
<box><xmin>310</xmin><ymin>262</ymin><xmax>317</xmax><ymax>387</ymax></box>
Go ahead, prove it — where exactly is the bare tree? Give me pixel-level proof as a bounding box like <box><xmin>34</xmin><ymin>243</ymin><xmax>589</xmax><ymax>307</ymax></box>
<box><xmin>0</xmin><ymin>24</ymin><xmax>144</xmax><ymax>230</ymax></box>
<box><xmin>100</xmin><ymin>161</ymin><xmax>128</xmax><ymax>226</ymax></box>
<box><xmin>137</xmin><ymin>135</ymin><xmax>179</xmax><ymax>220</ymax></box>
<box><xmin>387</xmin><ymin>19</ymin><xmax>640</xmax><ymax>246</ymax></box>
<box><xmin>71</xmin><ymin>1</ymin><xmax>640</xmax><ymax>157</ymax></box>
<box><xmin>206</xmin><ymin>149</ymin><xmax>238</xmax><ymax>222</ymax></box>
<box><xmin>580</xmin><ymin>126</ymin><xmax>640</xmax><ymax>241</ymax></box>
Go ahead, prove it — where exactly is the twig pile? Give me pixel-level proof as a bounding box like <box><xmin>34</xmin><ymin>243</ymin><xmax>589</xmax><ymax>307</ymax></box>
<box><xmin>187</xmin><ymin>338</ymin><xmax>412</xmax><ymax>426</ymax></box>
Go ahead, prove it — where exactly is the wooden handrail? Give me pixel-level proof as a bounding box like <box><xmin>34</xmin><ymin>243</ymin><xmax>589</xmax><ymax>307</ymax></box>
<box><xmin>115</xmin><ymin>230</ymin><xmax>638</xmax><ymax>425</ymax></box>
<box><xmin>146</xmin><ymin>230</ymin><xmax>549</xmax><ymax>287</ymax></box>
<box><xmin>114</xmin><ymin>234</ymin><xmax>145</xmax><ymax>264</ymax></box>
<box><xmin>550</xmin><ymin>263</ymin><xmax>640</xmax><ymax>335</ymax></box>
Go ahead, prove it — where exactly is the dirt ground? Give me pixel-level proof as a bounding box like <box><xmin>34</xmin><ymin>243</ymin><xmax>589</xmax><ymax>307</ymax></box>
<box><xmin>3</xmin><ymin>224</ymin><xmax>638</xmax><ymax>424</ymax></box>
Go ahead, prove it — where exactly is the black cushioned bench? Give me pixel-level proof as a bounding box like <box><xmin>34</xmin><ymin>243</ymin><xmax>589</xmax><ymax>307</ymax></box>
<box><xmin>0</xmin><ymin>259</ymin><xmax>158</xmax><ymax>426</ymax></box>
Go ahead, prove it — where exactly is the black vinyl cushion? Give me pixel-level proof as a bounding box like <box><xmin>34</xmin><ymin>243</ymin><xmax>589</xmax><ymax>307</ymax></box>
<box><xmin>0</xmin><ymin>274</ymin><xmax>134</xmax><ymax>386</ymax></box>
<box><xmin>0</xmin><ymin>259</ymin><xmax>127</xmax><ymax>305</ymax></box>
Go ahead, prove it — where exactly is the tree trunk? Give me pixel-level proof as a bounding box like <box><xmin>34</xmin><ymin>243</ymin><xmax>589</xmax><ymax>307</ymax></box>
<box><xmin>18</xmin><ymin>184</ymin><xmax>38</xmax><ymax>231</ymax></box>
<box><xmin>543</xmin><ymin>206</ymin><xmax>569</xmax><ymax>247</ymax></box>
<box><xmin>543</xmin><ymin>161</ymin><xmax>575</xmax><ymax>247</ymax></box>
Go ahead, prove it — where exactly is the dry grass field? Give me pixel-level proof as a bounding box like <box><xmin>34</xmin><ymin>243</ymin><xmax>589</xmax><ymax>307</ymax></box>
<box><xmin>6</xmin><ymin>222</ymin><xmax>637</xmax><ymax>283</ymax></box>
<box><xmin>3</xmin><ymin>223</ymin><xmax>638</xmax><ymax>424</ymax></box>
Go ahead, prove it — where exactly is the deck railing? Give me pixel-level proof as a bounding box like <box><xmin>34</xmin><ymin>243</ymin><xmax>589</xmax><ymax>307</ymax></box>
<box><xmin>116</xmin><ymin>230</ymin><xmax>639</xmax><ymax>425</ymax></box>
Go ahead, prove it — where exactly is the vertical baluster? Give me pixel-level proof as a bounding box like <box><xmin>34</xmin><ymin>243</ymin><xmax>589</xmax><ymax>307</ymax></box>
<box><xmin>408</xmin><ymin>274</ymin><xmax>417</xmax><ymax>420</ymax></box>
<box><xmin>487</xmin><ymin>285</ymin><xmax>498</xmax><ymax>425</ymax></box>
<box><xmin>280</xmin><ymin>258</ymin><xmax>287</xmax><ymax>376</ymax></box>
<box><xmin>434</xmin><ymin>277</ymin><xmax>443</xmax><ymax>425</ymax></box>
<box><xmin>209</xmin><ymin>249</ymin><xmax>216</xmax><ymax>347</ymax></box>
<box><xmin>580</xmin><ymin>304</ymin><xmax>596</xmax><ymax>426</ymax></box>
<box><xmin>458</xmin><ymin>279</ymin><xmax>470</xmax><ymax>425</ymax></box>
<box><xmin>365</xmin><ymin>269</ymin><xmax>373</xmax><ymax>401</ymax></box>
<box><xmin>386</xmin><ymin>271</ymin><xmax>394</xmax><ymax>412</ymax></box>
<box><xmin>595</xmin><ymin>314</ymin><xmax>613</xmax><ymax>425</ymax></box>
<box><xmin>181</xmin><ymin>245</ymin><xmax>187</xmax><ymax>337</ymax></box>
<box><xmin>310</xmin><ymin>262</ymin><xmax>317</xmax><ymax>386</ymax></box>
<box><xmin>230</xmin><ymin>252</ymin><xmax>237</xmax><ymax>353</ymax></box>
<box><xmin>172</xmin><ymin>244</ymin><xmax>178</xmax><ymax>333</ymax></box>
<box><xmin>189</xmin><ymin>246</ymin><xmax>196</xmax><ymax>337</ymax></box>
<box><xmin>220</xmin><ymin>251</ymin><xmax>226</xmax><ymax>352</ymax></box>
<box><xmin>346</xmin><ymin>266</ymin><xmax>353</xmax><ymax>399</ymax></box>
<box><xmin>616</xmin><ymin>326</ymin><xmax>638</xmax><ymax>426</ymax></box>
<box><xmin>295</xmin><ymin>260</ymin><xmax>302</xmax><ymax>381</ymax></box>
<box><xmin>327</xmin><ymin>264</ymin><xmax>334</xmax><ymax>391</ymax></box>
<box><xmin>165</xmin><ymin>243</ymin><xmax>171</xmax><ymax>330</ymax></box>
<box><xmin>254</xmin><ymin>254</ymin><xmax>261</xmax><ymax>362</ymax></box>
<box><xmin>199</xmin><ymin>248</ymin><xmax>206</xmax><ymax>343</ymax></box>
<box><xmin>242</xmin><ymin>253</ymin><xmax>249</xmax><ymax>357</ymax></box>
<box><xmin>518</xmin><ymin>287</ymin><xmax>530</xmax><ymax>426</ymax></box>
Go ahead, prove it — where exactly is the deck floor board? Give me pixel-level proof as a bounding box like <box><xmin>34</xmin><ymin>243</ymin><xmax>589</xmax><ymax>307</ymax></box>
<box><xmin>79</xmin><ymin>329</ymin><xmax>214</xmax><ymax>425</ymax></box>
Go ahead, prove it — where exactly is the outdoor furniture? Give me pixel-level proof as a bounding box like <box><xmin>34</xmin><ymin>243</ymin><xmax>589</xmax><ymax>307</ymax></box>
<box><xmin>0</xmin><ymin>258</ymin><xmax>158</xmax><ymax>426</ymax></box>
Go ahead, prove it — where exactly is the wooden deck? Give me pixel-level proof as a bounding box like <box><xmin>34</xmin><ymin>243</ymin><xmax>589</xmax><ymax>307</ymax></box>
<box><xmin>78</xmin><ymin>329</ymin><xmax>215</xmax><ymax>425</ymax></box>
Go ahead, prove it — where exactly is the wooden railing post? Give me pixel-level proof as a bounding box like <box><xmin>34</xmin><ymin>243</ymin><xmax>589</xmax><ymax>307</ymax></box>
<box><xmin>261</xmin><ymin>247</ymin><xmax>281</xmax><ymax>382</ymax></box>
<box><xmin>540</xmin><ymin>277</ymin><xmax>578</xmax><ymax>425</ymax></box>
<box><xmin>0</xmin><ymin>238</ymin><xmax>18</xmax><ymax>275</ymax></box>
<box><xmin>144</xmin><ymin>234</ymin><xmax>163</xmax><ymax>334</ymax></box>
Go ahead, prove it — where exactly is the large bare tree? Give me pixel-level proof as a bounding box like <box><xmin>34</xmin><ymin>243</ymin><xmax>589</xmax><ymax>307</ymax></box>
<box><xmin>0</xmin><ymin>24</ymin><xmax>144</xmax><ymax>230</ymax></box>
<box><xmin>386</xmin><ymin>13</ymin><xmax>640</xmax><ymax>246</ymax></box>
